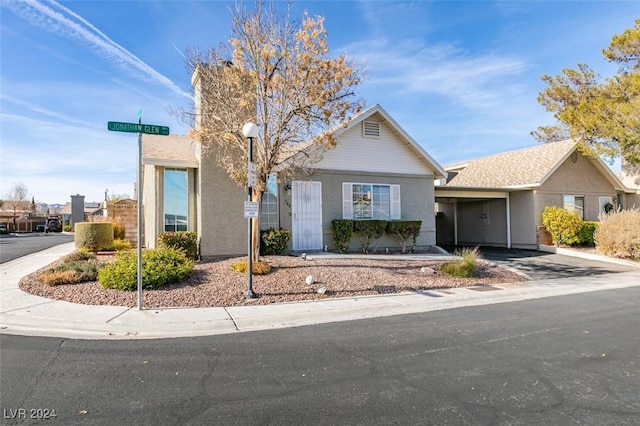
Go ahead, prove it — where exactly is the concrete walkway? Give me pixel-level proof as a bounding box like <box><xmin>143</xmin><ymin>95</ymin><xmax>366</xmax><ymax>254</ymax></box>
<box><xmin>1</xmin><ymin>243</ymin><xmax>639</xmax><ymax>340</ymax></box>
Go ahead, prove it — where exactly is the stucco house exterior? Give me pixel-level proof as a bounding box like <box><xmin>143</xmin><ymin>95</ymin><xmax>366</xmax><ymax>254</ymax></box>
<box><xmin>142</xmin><ymin>104</ymin><xmax>446</xmax><ymax>258</ymax></box>
<box><xmin>434</xmin><ymin>139</ymin><xmax>636</xmax><ymax>249</ymax></box>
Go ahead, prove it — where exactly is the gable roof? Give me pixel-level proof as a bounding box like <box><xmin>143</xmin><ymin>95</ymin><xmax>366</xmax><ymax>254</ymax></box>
<box><xmin>442</xmin><ymin>139</ymin><xmax>627</xmax><ymax>191</ymax></box>
<box><xmin>142</xmin><ymin>134</ymin><xmax>198</xmax><ymax>168</ymax></box>
<box><xmin>332</xmin><ymin>104</ymin><xmax>447</xmax><ymax>179</ymax></box>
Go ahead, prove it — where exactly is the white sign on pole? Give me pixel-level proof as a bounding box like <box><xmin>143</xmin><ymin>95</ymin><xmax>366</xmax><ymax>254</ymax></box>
<box><xmin>248</xmin><ymin>162</ymin><xmax>257</xmax><ymax>188</ymax></box>
<box><xmin>244</xmin><ymin>201</ymin><xmax>259</xmax><ymax>218</ymax></box>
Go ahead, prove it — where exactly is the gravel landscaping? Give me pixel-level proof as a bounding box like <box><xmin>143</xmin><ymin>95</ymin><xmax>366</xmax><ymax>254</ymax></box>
<box><xmin>19</xmin><ymin>254</ymin><xmax>527</xmax><ymax>309</ymax></box>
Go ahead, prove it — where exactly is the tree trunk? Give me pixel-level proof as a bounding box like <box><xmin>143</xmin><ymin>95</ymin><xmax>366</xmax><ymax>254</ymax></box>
<box><xmin>252</xmin><ymin>189</ymin><xmax>263</xmax><ymax>262</ymax></box>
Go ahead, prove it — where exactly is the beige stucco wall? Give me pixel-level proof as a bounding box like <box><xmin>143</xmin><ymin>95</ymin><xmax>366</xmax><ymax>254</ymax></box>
<box><xmin>280</xmin><ymin>169</ymin><xmax>437</xmax><ymax>252</ymax></box>
<box><xmin>198</xmin><ymin>150</ymin><xmax>248</xmax><ymax>258</ymax></box>
<box><xmin>535</xmin><ymin>154</ymin><xmax>618</xmax><ymax>223</ymax></box>
<box><xmin>142</xmin><ymin>165</ymin><xmax>158</xmax><ymax>249</ymax></box>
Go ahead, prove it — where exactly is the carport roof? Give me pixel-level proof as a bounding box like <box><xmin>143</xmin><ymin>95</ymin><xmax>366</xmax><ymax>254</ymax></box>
<box><xmin>440</xmin><ymin>139</ymin><xmax>627</xmax><ymax>191</ymax></box>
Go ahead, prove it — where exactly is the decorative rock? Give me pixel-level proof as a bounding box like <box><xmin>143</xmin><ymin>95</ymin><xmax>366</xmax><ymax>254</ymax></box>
<box><xmin>305</xmin><ymin>275</ymin><xmax>314</xmax><ymax>285</ymax></box>
<box><xmin>316</xmin><ymin>286</ymin><xmax>326</xmax><ymax>294</ymax></box>
<box><xmin>421</xmin><ymin>267</ymin><xmax>436</xmax><ymax>274</ymax></box>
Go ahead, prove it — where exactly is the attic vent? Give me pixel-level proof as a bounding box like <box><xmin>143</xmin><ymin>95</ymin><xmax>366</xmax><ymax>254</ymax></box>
<box><xmin>569</xmin><ymin>151</ymin><xmax>579</xmax><ymax>164</ymax></box>
<box><xmin>363</xmin><ymin>121</ymin><xmax>381</xmax><ymax>138</ymax></box>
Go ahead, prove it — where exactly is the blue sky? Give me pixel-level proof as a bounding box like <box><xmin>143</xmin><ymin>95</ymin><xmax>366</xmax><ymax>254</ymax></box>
<box><xmin>1</xmin><ymin>0</ymin><xmax>637</xmax><ymax>205</ymax></box>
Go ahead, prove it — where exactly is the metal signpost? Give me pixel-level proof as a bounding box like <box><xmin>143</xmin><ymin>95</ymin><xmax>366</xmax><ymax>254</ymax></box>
<box><xmin>107</xmin><ymin>114</ymin><xmax>170</xmax><ymax>310</ymax></box>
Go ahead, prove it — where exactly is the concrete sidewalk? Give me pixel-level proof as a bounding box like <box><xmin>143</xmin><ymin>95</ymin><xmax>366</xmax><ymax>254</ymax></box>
<box><xmin>1</xmin><ymin>243</ymin><xmax>639</xmax><ymax>340</ymax></box>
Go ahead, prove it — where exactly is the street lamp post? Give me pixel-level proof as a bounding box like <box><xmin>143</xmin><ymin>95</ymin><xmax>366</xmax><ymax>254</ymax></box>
<box><xmin>242</xmin><ymin>122</ymin><xmax>258</xmax><ymax>299</ymax></box>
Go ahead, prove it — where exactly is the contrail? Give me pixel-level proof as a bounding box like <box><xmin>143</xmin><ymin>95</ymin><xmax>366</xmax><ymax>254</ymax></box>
<box><xmin>3</xmin><ymin>0</ymin><xmax>192</xmax><ymax>100</ymax></box>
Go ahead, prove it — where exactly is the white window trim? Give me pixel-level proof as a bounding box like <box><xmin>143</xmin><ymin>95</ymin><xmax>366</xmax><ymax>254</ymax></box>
<box><xmin>342</xmin><ymin>182</ymin><xmax>400</xmax><ymax>220</ymax></box>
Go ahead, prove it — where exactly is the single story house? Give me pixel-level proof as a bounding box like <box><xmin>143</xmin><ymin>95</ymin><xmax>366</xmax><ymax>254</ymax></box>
<box><xmin>142</xmin><ymin>104</ymin><xmax>447</xmax><ymax>258</ymax></box>
<box><xmin>434</xmin><ymin>139</ymin><xmax>637</xmax><ymax>249</ymax></box>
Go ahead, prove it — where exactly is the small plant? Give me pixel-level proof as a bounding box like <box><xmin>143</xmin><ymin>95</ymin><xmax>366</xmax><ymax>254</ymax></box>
<box><xmin>98</xmin><ymin>247</ymin><xmax>194</xmax><ymax>291</ymax></box>
<box><xmin>353</xmin><ymin>220</ymin><xmax>387</xmax><ymax>253</ymax></box>
<box><xmin>541</xmin><ymin>206</ymin><xmax>583</xmax><ymax>246</ymax></box>
<box><xmin>158</xmin><ymin>231</ymin><xmax>198</xmax><ymax>260</ymax></box>
<box><xmin>111</xmin><ymin>239</ymin><xmax>132</xmax><ymax>251</ymax></box>
<box><xmin>63</xmin><ymin>225</ymin><xmax>72</xmax><ymax>232</ymax></box>
<box><xmin>231</xmin><ymin>259</ymin><xmax>272</xmax><ymax>275</ymax></box>
<box><xmin>38</xmin><ymin>251</ymin><xmax>103</xmax><ymax>286</ymax></box>
<box><xmin>441</xmin><ymin>247</ymin><xmax>480</xmax><ymax>278</ymax></box>
<box><xmin>332</xmin><ymin>219</ymin><xmax>353</xmax><ymax>254</ymax></box>
<box><xmin>260</xmin><ymin>228</ymin><xmax>291</xmax><ymax>255</ymax></box>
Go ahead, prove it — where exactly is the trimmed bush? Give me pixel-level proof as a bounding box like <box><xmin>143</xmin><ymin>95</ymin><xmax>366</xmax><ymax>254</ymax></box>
<box><xmin>595</xmin><ymin>208</ymin><xmax>640</xmax><ymax>259</ymax></box>
<box><xmin>386</xmin><ymin>220</ymin><xmax>422</xmax><ymax>253</ymax></box>
<box><xmin>158</xmin><ymin>231</ymin><xmax>198</xmax><ymax>260</ymax></box>
<box><xmin>332</xmin><ymin>219</ymin><xmax>353</xmax><ymax>254</ymax></box>
<box><xmin>541</xmin><ymin>206</ymin><xmax>583</xmax><ymax>246</ymax></box>
<box><xmin>230</xmin><ymin>259</ymin><xmax>272</xmax><ymax>275</ymax></box>
<box><xmin>75</xmin><ymin>222</ymin><xmax>114</xmax><ymax>252</ymax></box>
<box><xmin>577</xmin><ymin>221</ymin><xmax>598</xmax><ymax>247</ymax></box>
<box><xmin>353</xmin><ymin>220</ymin><xmax>387</xmax><ymax>253</ymax></box>
<box><xmin>113</xmin><ymin>222</ymin><xmax>126</xmax><ymax>240</ymax></box>
<box><xmin>260</xmin><ymin>228</ymin><xmax>291</xmax><ymax>255</ymax></box>
<box><xmin>441</xmin><ymin>247</ymin><xmax>480</xmax><ymax>278</ymax></box>
<box><xmin>98</xmin><ymin>247</ymin><xmax>194</xmax><ymax>291</ymax></box>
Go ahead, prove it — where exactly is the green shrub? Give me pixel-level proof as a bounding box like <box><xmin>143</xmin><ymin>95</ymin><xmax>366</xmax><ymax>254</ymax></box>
<box><xmin>230</xmin><ymin>259</ymin><xmax>272</xmax><ymax>275</ymax></box>
<box><xmin>98</xmin><ymin>247</ymin><xmax>194</xmax><ymax>291</ymax></box>
<box><xmin>353</xmin><ymin>220</ymin><xmax>387</xmax><ymax>253</ymax></box>
<box><xmin>75</xmin><ymin>222</ymin><xmax>114</xmax><ymax>252</ymax></box>
<box><xmin>595</xmin><ymin>208</ymin><xmax>640</xmax><ymax>259</ymax></box>
<box><xmin>541</xmin><ymin>206</ymin><xmax>583</xmax><ymax>246</ymax></box>
<box><xmin>158</xmin><ymin>231</ymin><xmax>198</xmax><ymax>260</ymax></box>
<box><xmin>440</xmin><ymin>247</ymin><xmax>480</xmax><ymax>278</ymax></box>
<box><xmin>63</xmin><ymin>225</ymin><xmax>72</xmax><ymax>232</ymax></box>
<box><xmin>386</xmin><ymin>220</ymin><xmax>422</xmax><ymax>253</ymax></box>
<box><xmin>576</xmin><ymin>221</ymin><xmax>598</xmax><ymax>247</ymax></box>
<box><xmin>260</xmin><ymin>228</ymin><xmax>291</xmax><ymax>255</ymax></box>
<box><xmin>332</xmin><ymin>219</ymin><xmax>353</xmax><ymax>254</ymax></box>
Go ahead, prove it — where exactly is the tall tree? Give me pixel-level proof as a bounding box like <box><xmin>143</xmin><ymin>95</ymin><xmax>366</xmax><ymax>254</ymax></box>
<box><xmin>533</xmin><ymin>18</ymin><xmax>640</xmax><ymax>175</ymax></box>
<box><xmin>3</xmin><ymin>182</ymin><xmax>30</xmax><ymax>230</ymax></box>
<box><xmin>178</xmin><ymin>1</ymin><xmax>365</xmax><ymax>260</ymax></box>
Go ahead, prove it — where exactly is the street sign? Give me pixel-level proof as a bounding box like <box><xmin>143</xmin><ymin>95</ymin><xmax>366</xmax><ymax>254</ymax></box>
<box><xmin>244</xmin><ymin>201</ymin><xmax>259</xmax><ymax>218</ymax></box>
<box><xmin>248</xmin><ymin>162</ymin><xmax>257</xmax><ymax>187</ymax></box>
<box><xmin>107</xmin><ymin>121</ymin><xmax>170</xmax><ymax>136</ymax></box>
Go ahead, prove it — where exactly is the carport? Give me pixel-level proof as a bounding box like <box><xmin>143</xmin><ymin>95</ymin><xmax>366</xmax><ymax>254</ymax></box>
<box><xmin>435</xmin><ymin>188</ymin><xmax>514</xmax><ymax>249</ymax></box>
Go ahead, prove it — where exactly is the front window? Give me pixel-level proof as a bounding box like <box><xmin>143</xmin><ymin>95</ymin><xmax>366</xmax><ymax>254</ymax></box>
<box><xmin>164</xmin><ymin>168</ymin><xmax>188</xmax><ymax>232</ymax></box>
<box><xmin>351</xmin><ymin>183</ymin><xmax>395</xmax><ymax>220</ymax></box>
<box><xmin>563</xmin><ymin>195</ymin><xmax>584</xmax><ymax>219</ymax></box>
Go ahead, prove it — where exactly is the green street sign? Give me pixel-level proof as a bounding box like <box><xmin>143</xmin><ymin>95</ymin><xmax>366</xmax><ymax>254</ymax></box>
<box><xmin>107</xmin><ymin>121</ymin><xmax>169</xmax><ymax>136</ymax></box>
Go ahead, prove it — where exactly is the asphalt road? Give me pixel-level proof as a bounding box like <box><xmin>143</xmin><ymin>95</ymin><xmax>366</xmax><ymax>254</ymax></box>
<box><xmin>0</xmin><ymin>233</ymin><xmax>74</xmax><ymax>264</ymax></box>
<box><xmin>2</xmin><ymin>287</ymin><xmax>639</xmax><ymax>425</ymax></box>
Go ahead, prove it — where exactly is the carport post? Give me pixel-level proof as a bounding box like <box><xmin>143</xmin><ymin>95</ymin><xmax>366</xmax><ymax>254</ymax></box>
<box><xmin>506</xmin><ymin>192</ymin><xmax>511</xmax><ymax>249</ymax></box>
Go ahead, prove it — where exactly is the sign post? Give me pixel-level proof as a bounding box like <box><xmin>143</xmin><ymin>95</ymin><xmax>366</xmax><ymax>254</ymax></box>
<box><xmin>108</xmin><ymin>115</ymin><xmax>170</xmax><ymax>310</ymax></box>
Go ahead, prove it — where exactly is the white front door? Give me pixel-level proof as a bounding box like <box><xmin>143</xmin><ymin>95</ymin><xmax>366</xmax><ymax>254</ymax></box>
<box><xmin>291</xmin><ymin>181</ymin><xmax>323</xmax><ymax>251</ymax></box>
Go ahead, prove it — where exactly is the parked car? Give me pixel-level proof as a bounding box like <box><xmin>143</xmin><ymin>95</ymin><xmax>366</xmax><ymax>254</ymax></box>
<box><xmin>45</xmin><ymin>218</ymin><xmax>62</xmax><ymax>233</ymax></box>
<box><xmin>0</xmin><ymin>224</ymin><xmax>8</xmax><ymax>234</ymax></box>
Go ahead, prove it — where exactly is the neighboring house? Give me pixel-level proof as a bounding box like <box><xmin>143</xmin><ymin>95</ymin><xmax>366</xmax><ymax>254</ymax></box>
<box><xmin>142</xmin><ymin>104</ymin><xmax>446</xmax><ymax>258</ymax></box>
<box><xmin>434</xmin><ymin>139</ymin><xmax>635</xmax><ymax>249</ymax></box>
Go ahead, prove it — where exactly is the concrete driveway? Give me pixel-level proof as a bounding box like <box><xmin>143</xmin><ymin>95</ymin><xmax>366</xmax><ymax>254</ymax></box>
<box><xmin>476</xmin><ymin>246</ymin><xmax>639</xmax><ymax>280</ymax></box>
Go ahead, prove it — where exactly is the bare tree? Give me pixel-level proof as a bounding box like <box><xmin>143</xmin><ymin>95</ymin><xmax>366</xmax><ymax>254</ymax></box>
<box><xmin>3</xmin><ymin>182</ymin><xmax>31</xmax><ymax>230</ymax></box>
<box><xmin>177</xmin><ymin>1</ymin><xmax>365</xmax><ymax>260</ymax></box>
